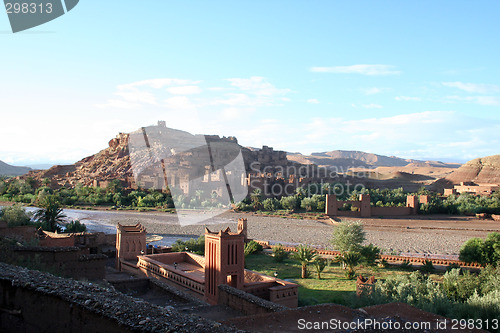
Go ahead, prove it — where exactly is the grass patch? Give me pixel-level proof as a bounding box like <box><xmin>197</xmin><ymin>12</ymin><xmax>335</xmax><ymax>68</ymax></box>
<box><xmin>245</xmin><ymin>252</ymin><xmax>443</xmax><ymax>307</ymax></box>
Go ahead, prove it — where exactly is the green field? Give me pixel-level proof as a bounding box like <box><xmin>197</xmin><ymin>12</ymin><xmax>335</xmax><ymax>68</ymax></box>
<box><xmin>244</xmin><ymin>252</ymin><xmax>442</xmax><ymax>307</ymax></box>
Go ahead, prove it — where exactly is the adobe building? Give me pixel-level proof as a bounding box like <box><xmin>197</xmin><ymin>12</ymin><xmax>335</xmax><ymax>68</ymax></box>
<box><xmin>116</xmin><ymin>223</ymin><xmax>147</xmax><ymax>269</ymax></box>
<box><xmin>444</xmin><ymin>182</ymin><xmax>500</xmax><ymax>196</ymax></box>
<box><xmin>117</xmin><ymin>224</ymin><xmax>298</xmax><ymax>308</ymax></box>
<box><xmin>325</xmin><ymin>194</ymin><xmax>428</xmax><ymax>217</ymax></box>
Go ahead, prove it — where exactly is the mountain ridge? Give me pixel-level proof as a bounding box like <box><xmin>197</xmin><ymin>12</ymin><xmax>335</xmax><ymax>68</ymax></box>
<box><xmin>0</xmin><ymin>160</ymin><xmax>32</xmax><ymax>176</ymax></box>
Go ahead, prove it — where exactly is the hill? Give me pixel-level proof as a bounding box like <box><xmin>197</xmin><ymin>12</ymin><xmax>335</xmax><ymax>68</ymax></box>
<box><xmin>21</xmin><ymin>125</ymin><xmax>304</xmax><ymax>189</ymax></box>
<box><xmin>0</xmin><ymin>160</ymin><xmax>31</xmax><ymax>176</ymax></box>
<box><xmin>433</xmin><ymin>154</ymin><xmax>500</xmax><ymax>190</ymax></box>
<box><xmin>288</xmin><ymin>150</ymin><xmax>458</xmax><ymax>169</ymax></box>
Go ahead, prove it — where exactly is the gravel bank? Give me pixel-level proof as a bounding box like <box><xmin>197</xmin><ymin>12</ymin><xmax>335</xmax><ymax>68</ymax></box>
<box><xmin>68</xmin><ymin>209</ymin><xmax>500</xmax><ymax>256</ymax></box>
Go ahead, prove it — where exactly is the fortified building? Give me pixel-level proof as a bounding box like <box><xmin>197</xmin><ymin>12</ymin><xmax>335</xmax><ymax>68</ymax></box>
<box><xmin>116</xmin><ymin>218</ymin><xmax>298</xmax><ymax>308</ymax></box>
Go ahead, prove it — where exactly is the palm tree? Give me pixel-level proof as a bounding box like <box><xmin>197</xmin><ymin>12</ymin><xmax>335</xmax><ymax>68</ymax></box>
<box><xmin>33</xmin><ymin>196</ymin><xmax>66</xmax><ymax>232</ymax></box>
<box><xmin>336</xmin><ymin>252</ymin><xmax>362</xmax><ymax>279</ymax></box>
<box><xmin>291</xmin><ymin>245</ymin><xmax>317</xmax><ymax>278</ymax></box>
<box><xmin>250</xmin><ymin>189</ymin><xmax>262</xmax><ymax>210</ymax></box>
<box><xmin>312</xmin><ymin>257</ymin><xmax>327</xmax><ymax>279</ymax></box>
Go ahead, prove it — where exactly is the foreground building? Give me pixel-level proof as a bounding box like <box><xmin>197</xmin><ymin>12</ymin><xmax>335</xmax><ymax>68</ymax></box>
<box><xmin>116</xmin><ymin>220</ymin><xmax>298</xmax><ymax>308</ymax></box>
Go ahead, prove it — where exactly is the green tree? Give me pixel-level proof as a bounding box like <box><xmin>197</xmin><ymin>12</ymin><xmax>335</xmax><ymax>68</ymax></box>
<box><xmin>482</xmin><ymin>232</ymin><xmax>500</xmax><ymax>266</ymax></box>
<box><xmin>106</xmin><ymin>179</ymin><xmax>123</xmax><ymax>194</ymax></box>
<box><xmin>330</xmin><ymin>220</ymin><xmax>366</xmax><ymax>253</ymax></box>
<box><xmin>33</xmin><ymin>196</ymin><xmax>66</xmax><ymax>232</ymax></box>
<box><xmin>291</xmin><ymin>245</ymin><xmax>317</xmax><ymax>278</ymax></box>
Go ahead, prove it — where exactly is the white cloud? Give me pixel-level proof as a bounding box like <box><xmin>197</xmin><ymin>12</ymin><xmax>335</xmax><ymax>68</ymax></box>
<box><xmin>226</xmin><ymin>76</ymin><xmax>291</xmax><ymax>96</ymax></box>
<box><xmin>166</xmin><ymin>85</ymin><xmax>202</xmax><ymax>95</ymax></box>
<box><xmin>300</xmin><ymin>111</ymin><xmax>500</xmax><ymax>161</ymax></box>
<box><xmin>362</xmin><ymin>103</ymin><xmax>382</xmax><ymax>109</ymax></box>
<box><xmin>362</xmin><ymin>87</ymin><xmax>390</xmax><ymax>95</ymax></box>
<box><xmin>442</xmin><ymin>81</ymin><xmax>500</xmax><ymax>94</ymax></box>
<box><xmin>307</xmin><ymin>98</ymin><xmax>320</xmax><ymax>104</ymax></box>
<box><xmin>114</xmin><ymin>90</ymin><xmax>157</xmax><ymax>104</ymax></box>
<box><xmin>163</xmin><ymin>96</ymin><xmax>195</xmax><ymax>109</ymax></box>
<box><xmin>310</xmin><ymin>64</ymin><xmax>401</xmax><ymax>76</ymax></box>
<box><xmin>99</xmin><ymin>77</ymin><xmax>291</xmax><ymax>110</ymax></box>
<box><xmin>395</xmin><ymin>96</ymin><xmax>422</xmax><ymax>101</ymax></box>
<box><xmin>118</xmin><ymin>79</ymin><xmax>196</xmax><ymax>90</ymax></box>
<box><xmin>446</xmin><ymin>95</ymin><xmax>500</xmax><ymax>106</ymax></box>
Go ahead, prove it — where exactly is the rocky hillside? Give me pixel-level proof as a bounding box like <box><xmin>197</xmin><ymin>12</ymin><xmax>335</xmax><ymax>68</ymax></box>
<box><xmin>0</xmin><ymin>160</ymin><xmax>31</xmax><ymax>176</ymax></box>
<box><xmin>21</xmin><ymin>127</ymin><xmax>304</xmax><ymax>189</ymax></box>
<box><xmin>23</xmin><ymin>133</ymin><xmax>132</xmax><ymax>188</ymax></box>
<box><xmin>436</xmin><ymin>154</ymin><xmax>500</xmax><ymax>187</ymax></box>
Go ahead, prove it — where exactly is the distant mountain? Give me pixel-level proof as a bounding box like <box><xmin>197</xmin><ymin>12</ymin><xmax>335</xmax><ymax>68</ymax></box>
<box><xmin>0</xmin><ymin>160</ymin><xmax>32</xmax><ymax>176</ymax></box>
<box><xmin>287</xmin><ymin>150</ymin><xmax>459</xmax><ymax>170</ymax></box>
<box><xmin>434</xmin><ymin>154</ymin><xmax>500</xmax><ymax>188</ymax></box>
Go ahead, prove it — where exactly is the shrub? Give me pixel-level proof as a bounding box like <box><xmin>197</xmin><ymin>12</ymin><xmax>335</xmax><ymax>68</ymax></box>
<box><xmin>300</xmin><ymin>197</ymin><xmax>317</xmax><ymax>211</ymax></box>
<box><xmin>272</xmin><ymin>244</ymin><xmax>288</xmax><ymax>262</ymax></box>
<box><xmin>63</xmin><ymin>220</ymin><xmax>87</xmax><ymax>233</ymax></box>
<box><xmin>280</xmin><ymin>196</ymin><xmax>298</xmax><ymax>211</ymax></box>
<box><xmin>0</xmin><ymin>205</ymin><xmax>33</xmax><ymax>227</ymax></box>
<box><xmin>235</xmin><ymin>202</ymin><xmax>253</xmax><ymax>211</ymax></box>
<box><xmin>263</xmin><ymin>198</ymin><xmax>280</xmax><ymax>211</ymax></box>
<box><xmin>360</xmin><ymin>243</ymin><xmax>381</xmax><ymax>266</ymax></box>
<box><xmin>459</xmin><ymin>233</ymin><xmax>500</xmax><ymax>267</ymax></box>
<box><xmin>330</xmin><ymin>220</ymin><xmax>366</xmax><ymax>253</ymax></box>
<box><xmin>244</xmin><ymin>240</ymin><xmax>263</xmax><ymax>256</ymax></box>
<box><xmin>336</xmin><ymin>251</ymin><xmax>362</xmax><ymax>279</ymax></box>
<box><xmin>171</xmin><ymin>236</ymin><xmax>205</xmax><ymax>255</ymax></box>
<box><xmin>420</xmin><ymin>259</ymin><xmax>435</xmax><ymax>273</ymax></box>
<box><xmin>400</xmin><ymin>260</ymin><xmax>413</xmax><ymax>269</ymax></box>
<box><xmin>368</xmin><ymin>271</ymin><xmax>452</xmax><ymax>316</ymax></box>
<box><xmin>459</xmin><ymin>237</ymin><xmax>484</xmax><ymax>264</ymax></box>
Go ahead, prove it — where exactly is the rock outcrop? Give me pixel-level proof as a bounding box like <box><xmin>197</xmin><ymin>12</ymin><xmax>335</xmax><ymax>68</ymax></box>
<box><xmin>432</xmin><ymin>154</ymin><xmax>500</xmax><ymax>191</ymax></box>
<box><xmin>23</xmin><ymin>133</ymin><xmax>132</xmax><ymax>188</ymax></box>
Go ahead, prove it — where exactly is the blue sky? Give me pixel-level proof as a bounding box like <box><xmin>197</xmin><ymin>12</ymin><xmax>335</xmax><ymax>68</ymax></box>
<box><xmin>1</xmin><ymin>1</ymin><xmax>500</xmax><ymax>165</ymax></box>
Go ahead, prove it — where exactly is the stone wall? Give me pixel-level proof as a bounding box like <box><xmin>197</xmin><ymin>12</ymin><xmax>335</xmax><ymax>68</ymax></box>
<box><xmin>0</xmin><ymin>225</ymin><xmax>36</xmax><ymax>243</ymax></box>
<box><xmin>326</xmin><ymin>194</ymin><xmax>422</xmax><ymax>217</ymax></box>
<box><xmin>0</xmin><ymin>262</ymin><xmax>234</xmax><ymax>333</ymax></box>
<box><xmin>13</xmin><ymin>246</ymin><xmax>107</xmax><ymax>280</ymax></box>
<box><xmin>218</xmin><ymin>284</ymin><xmax>288</xmax><ymax>316</ymax></box>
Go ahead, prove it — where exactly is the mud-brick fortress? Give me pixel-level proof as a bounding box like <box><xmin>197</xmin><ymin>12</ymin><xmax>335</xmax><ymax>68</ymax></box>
<box><xmin>325</xmin><ymin>194</ymin><xmax>431</xmax><ymax>217</ymax></box>
<box><xmin>115</xmin><ymin>219</ymin><xmax>298</xmax><ymax>308</ymax></box>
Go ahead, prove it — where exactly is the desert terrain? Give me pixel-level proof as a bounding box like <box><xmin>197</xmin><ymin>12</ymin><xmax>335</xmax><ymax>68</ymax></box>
<box><xmin>59</xmin><ymin>208</ymin><xmax>500</xmax><ymax>256</ymax></box>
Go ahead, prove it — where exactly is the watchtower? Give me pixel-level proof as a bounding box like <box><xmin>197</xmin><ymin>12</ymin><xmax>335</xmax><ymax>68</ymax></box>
<box><xmin>204</xmin><ymin>227</ymin><xmax>245</xmax><ymax>304</ymax></box>
<box><xmin>116</xmin><ymin>223</ymin><xmax>147</xmax><ymax>270</ymax></box>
